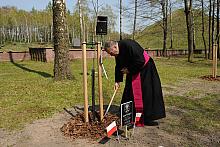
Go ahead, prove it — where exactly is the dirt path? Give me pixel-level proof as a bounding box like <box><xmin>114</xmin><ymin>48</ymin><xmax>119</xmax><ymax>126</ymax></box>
<box><xmin>0</xmin><ymin>110</ymin><xmax>184</xmax><ymax>147</ymax></box>
<box><xmin>1</xmin><ymin>78</ymin><xmax>219</xmax><ymax>147</ymax></box>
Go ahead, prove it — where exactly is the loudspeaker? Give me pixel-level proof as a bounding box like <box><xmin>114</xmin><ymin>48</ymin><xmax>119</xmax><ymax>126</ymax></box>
<box><xmin>96</xmin><ymin>16</ymin><xmax>108</xmax><ymax>35</ymax></box>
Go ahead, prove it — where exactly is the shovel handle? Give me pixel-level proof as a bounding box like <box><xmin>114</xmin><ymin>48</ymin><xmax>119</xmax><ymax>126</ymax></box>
<box><xmin>103</xmin><ymin>87</ymin><xmax>118</xmax><ymax>118</ymax></box>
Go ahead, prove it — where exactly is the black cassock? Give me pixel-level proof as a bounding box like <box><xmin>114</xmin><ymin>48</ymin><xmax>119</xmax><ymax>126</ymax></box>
<box><xmin>115</xmin><ymin>39</ymin><xmax>166</xmax><ymax>125</ymax></box>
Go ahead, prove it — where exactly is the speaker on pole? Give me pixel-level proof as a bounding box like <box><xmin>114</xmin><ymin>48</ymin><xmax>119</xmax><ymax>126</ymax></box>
<box><xmin>96</xmin><ymin>16</ymin><xmax>108</xmax><ymax>35</ymax></box>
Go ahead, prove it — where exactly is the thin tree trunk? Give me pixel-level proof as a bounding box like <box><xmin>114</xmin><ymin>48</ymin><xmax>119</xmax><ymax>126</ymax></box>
<box><xmin>83</xmin><ymin>16</ymin><xmax>86</xmax><ymax>42</ymax></box>
<box><xmin>16</xmin><ymin>26</ymin><xmax>18</xmax><ymax>42</ymax></box>
<box><xmin>133</xmin><ymin>0</ymin><xmax>137</xmax><ymax>40</ymax></box>
<box><xmin>184</xmin><ymin>0</ymin><xmax>194</xmax><ymax>62</ymax></box>
<box><xmin>19</xmin><ymin>26</ymin><xmax>21</xmax><ymax>43</ymax></box>
<box><xmin>51</xmin><ymin>25</ymin><xmax>53</xmax><ymax>42</ymax></box>
<box><xmin>34</xmin><ymin>26</ymin><xmax>36</xmax><ymax>42</ymax></box>
<box><xmin>53</xmin><ymin>0</ymin><xmax>73</xmax><ymax>80</ymax></box>
<box><xmin>217</xmin><ymin>0</ymin><xmax>220</xmax><ymax>59</ymax></box>
<box><xmin>29</xmin><ymin>26</ymin><xmax>32</xmax><ymax>43</ymax></box>
<box><xmin>18</xmin><ymin>27</ymin><xmax>21</xmax><ymax>42</ymax></box>
<box><xmin>192</xmin><ymin>12</ymin><xmax>196</xmax><ymax>50</ymax></box>
<box><xmin>24</xmin><ymin>14</ymin><xmax>30</xmax><ymax>43</ymax></box>
<box><xmin>161</xmin><ymin>0</ymin><xmax>168</xmax><ymax>56</ymax></box>
<box><xmin>201</xmin><ymin>0</ymin><xmax>207</xmax><ymax>59</ymax></box>
<box><xmin>120</xmin><ymin>0</ymin><xmax>122</xmax><ymax>40</ymax></box>
<box><xmin>44</xmin><ymin>26</ymin><xmax>47</xmax><ymax>42</ymax></box>
<box><xmin>208</xmin><ymin>0</ymin><xmax>212</xmax><ymax>59</ymax></box>
<box><xmin>169</xmin><ymin>0</ymin><xmax>173</xmax><ymax>49</ymax></box>
<box><xmin>0</xmin><ymin>28</ymin><xmax>1</xmax><ymax>45</ymax></box>
<box><xmin>66</xmin><ymin>25</ymin><xmax>71</xmax><ymax>44</ymax></box>
<box><xmin>11</xmin><ymin>28</ymin><xmax>14</xmax><ymax>42</ymax></box>
<box><xmin>72</xmin><ymin>27</ymin><xmax>75</xmax><ymax>44</ymax></box>
<box><xmin>8</xmin><ymin>29</ymin><xmax>11</xmax><ymax>42</ymax></box>
<box><xmin>3</xmin><ymin>26</ymin><xmax>5</xmax><ymax>43</ymax></box>
<box><xmin>78</xmin><ymin>0</ymin><xmax>84</xmax><ymax>42</ymax></box>
<box><xmin>48</xmin><ymin>26</ymin><xmax>50</xmax><ymax>43</ymax></box>
<box><xmin>211</xmin><ymin>0</ymin><xmax>216</xmax><ymax>59</ymax></box>
<box><xmin>86</xmin><ymin>24</ymin><xmax>89</xmax><ymax>42</ymax></box>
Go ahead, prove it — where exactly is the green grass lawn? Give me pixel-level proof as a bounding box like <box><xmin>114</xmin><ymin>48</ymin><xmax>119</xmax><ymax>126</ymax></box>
<box><xmin>0</xmin><ymin>42</ymin><xmax>53</xmax><ymax>52</ymax></box>
<box><xmin>0</xmin><ymin>57</ymin><xmax>219</xmax><ymax>135</ymax></box>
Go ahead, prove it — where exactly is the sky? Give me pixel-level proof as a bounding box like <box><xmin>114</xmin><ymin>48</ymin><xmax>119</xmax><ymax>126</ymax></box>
<box><xmin>0</xmin><ymin>0</ymin><xmax>131</xmax><ymax>33</ymax></box>
<box><xmin>0</xmin><ymin>0</ymin><xmax>120</xmax><ymax>12</ymax></box>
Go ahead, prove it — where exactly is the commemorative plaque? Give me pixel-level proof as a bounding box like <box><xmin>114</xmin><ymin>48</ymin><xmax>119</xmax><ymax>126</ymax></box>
<box><xmin>121</xmin><ymin>101</ymin><xmax>133</xmax><ymax>127</ymax></box>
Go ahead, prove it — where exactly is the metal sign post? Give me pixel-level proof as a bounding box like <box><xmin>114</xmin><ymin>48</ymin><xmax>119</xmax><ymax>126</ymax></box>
<box><xmin>97</xmin><ymin>42</ymin><xmax>104</xmax><ymax>121</ymax></box>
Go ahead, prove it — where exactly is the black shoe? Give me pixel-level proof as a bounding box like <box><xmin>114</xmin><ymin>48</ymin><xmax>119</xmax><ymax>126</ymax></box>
<box><xmin>144</xmin><ymin>120</ymin><xmax>159</xmax><ymax>126</ymax></box>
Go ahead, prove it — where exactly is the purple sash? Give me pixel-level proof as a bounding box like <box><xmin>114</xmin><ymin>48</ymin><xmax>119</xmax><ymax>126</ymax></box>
<box><xmin>132</xmin><ymin>51</ymin><xmax>149</xmax><ymax>126</ymax></box>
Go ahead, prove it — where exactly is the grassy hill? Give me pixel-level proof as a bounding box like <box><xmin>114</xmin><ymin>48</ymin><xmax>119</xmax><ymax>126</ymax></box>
<box><xmin>136</xmin><ymin>9</ymin><xmax>209</xmax><ymax>50</ymax></box>
<box><xmin>0</xmin><ymin>9</ymin><xmax>211</xmax><ymax>51</ymax></box>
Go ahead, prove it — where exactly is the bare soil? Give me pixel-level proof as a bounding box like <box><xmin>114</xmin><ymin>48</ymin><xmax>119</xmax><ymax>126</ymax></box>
<box><xmin>0</xmin><ymin>78</ymin><xmax>220</xmax><ymax>147</ymax></box>
<box><xmin>61</xmin><ymin>112</ymin><xmax>120</xmax><ymax>140</ymax></box>
<box><xmin>200</xmin><ymin>75</ymin><xmax>220</xmax><ymax>82</ymax></box>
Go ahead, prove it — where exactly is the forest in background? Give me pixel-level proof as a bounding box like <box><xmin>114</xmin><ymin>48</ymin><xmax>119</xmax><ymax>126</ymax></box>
<box><xmin>0</xmin><ymin>0</ymin><xmax>219</xmax><ymax>61</ymax></box>
<box><xmin>0</xmin><ymin>1</ymin><xmax>118</xmax><ymax>47</ymax></box>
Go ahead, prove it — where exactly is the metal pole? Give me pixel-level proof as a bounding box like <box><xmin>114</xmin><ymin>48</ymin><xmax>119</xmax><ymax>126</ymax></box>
<box><xmin>92</xmin><ymin>39</ymin><xmax>96</xmax><ymax>121</ymax></box>
<box><xmin>91</xmin><ymin>67</ymin><xmax>95</xmax><ymax>120</ymax></box>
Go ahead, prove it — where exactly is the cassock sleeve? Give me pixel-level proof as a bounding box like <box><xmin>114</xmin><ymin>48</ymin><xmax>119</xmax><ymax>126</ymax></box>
<box><xmin>127</xmin><ymin>47</ymin><xmax>145</xmax><ymax>75</ymax></box>
<box><xmin>115</xmin><ymin>57</ymin><xmax>123</xmax><ymax>82</ymax></box>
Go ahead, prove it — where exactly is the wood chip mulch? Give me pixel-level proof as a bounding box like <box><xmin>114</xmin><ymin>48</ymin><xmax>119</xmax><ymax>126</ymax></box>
<box><xmin>61</xmin><ymin>112</ymin><xmax>120</xmax><ymax>140</ymax></box>
<box><xmin>200</xmin><ymin>75</ymin><xmax>220</xmax><ymax>81</ymax></box>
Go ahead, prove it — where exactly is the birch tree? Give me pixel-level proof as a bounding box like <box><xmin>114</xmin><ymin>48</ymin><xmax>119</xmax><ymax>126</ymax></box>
<box><xmin>53</xmin><ymin>0</ymin><xmax>73</xmax><ymax>80</ymax></box>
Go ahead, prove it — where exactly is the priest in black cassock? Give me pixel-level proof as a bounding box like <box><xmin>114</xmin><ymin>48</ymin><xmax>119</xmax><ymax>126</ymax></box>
<box><xmin>104</xmin><ymin>39</ymin><xmax>166</xmax><ymax>126</ymax></box>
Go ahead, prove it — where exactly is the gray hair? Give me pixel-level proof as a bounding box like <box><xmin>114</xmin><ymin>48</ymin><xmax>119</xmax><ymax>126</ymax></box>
<box><xmin>103</xmin><ymin>41</ymin><xmax>117</xmax><ymax>51</ymax></box>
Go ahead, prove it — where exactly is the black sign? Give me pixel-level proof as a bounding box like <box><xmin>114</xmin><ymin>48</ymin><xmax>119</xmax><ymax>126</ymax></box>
<box><xmin>96</xmin><ymin>16</ymin><xmax>108</xmax><ymax>35</ymax></box>
<box><xmin>121</xmin><ymin>101</ymin><xmax>133</xmax><ymax>127</ymax></box>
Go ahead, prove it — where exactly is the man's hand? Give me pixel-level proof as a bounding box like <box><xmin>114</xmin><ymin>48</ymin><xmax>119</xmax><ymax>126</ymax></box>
<box><xmin>114</xmin><ymin>82</ymin><xmax>120</xmax><ymax>91</ymax></box>
<box><xmin>121</xmin><ymin>68</ymin><xmax>129</xmax><ymax>74</ymax></box>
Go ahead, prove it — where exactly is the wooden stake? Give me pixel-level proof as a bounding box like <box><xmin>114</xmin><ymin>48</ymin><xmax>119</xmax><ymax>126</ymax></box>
<box><xmin>212</xmin><ymin>44</ymin><xmax>218</xmax><ymax>78</ymax></box>
<box><xmin>125</xmin><ymin>125</ymin><xmax>128</xmax><ymax>138</ymax></box>
<box><xmin>97</xmin><ymin>42</ymin><xmax>103</xmax><ymax>121</ymax></box>
<box><xmin>82</xmin><ymin>42</ymin><xmax>88</xmax><ymax>122</ymax></box>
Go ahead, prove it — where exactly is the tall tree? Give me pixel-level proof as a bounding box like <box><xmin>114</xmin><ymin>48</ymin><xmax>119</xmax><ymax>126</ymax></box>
<box><xmin>75</xmin><ymin>0</ymin><xmax>89</xmax><ymax>42</ymax></box>
<box><xmin>160</xmin><ymin>0</ymin><xmax>168</xmax><ymax>56</ymax></box>
<box><xmin>201</xmin><ymin>0</ymin><xmax>207</xmax><ymax>59</ymax></box>
<box><xmin>208</xmin><ymin>0</ymin><xmax>212</xmax><ymax>59</ymax></box>
<box><xmin>53</xmin><ymin>0</ymin><xmax>73</xmax><ymax>80</ymax></box>
<box><xmin>78</xmin><ymin>0</ymin><xmax>85</xmax><ymax>42</ymax></box>
<box><xmin>133</xmin><ymin>0</ymin><xmax>138</xmax><ymax>40</ymax></box>
<box><xmin>192</xmin><ymin>11</ymin><xmax>196</xmax><ymax>50</ymax></box>
<box><xmin>217</xmin><ymin>0</ymin><xmax>220</xmax><ymax>59</ymax></box>
<box><xmin>211</xmin><ymin>0</ymin><xmax>216</xmax><ymax>59</ymax></box>
<box><xmin>184</xmin><ymin>0</ymin><xmax>194</xmax><ymax>62</ymax></box>
<box><xmin>120</xmin><ymin>0</ymin><xmax>122</xmax><ymax>40</ymax></box>
<box><xmin>142</xmin><ymin>0</ymin><xmax>168</xmax><ymax>54</ymax></box>
<box><xmin>169</xmin><ymin>0</ymin><xmax>173</xmax><ymax>49</ymax></box>
<box><xmin>45</xmin><ymin>1</ymin><xmax>53</xmax><ymax>43</ymax></box>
